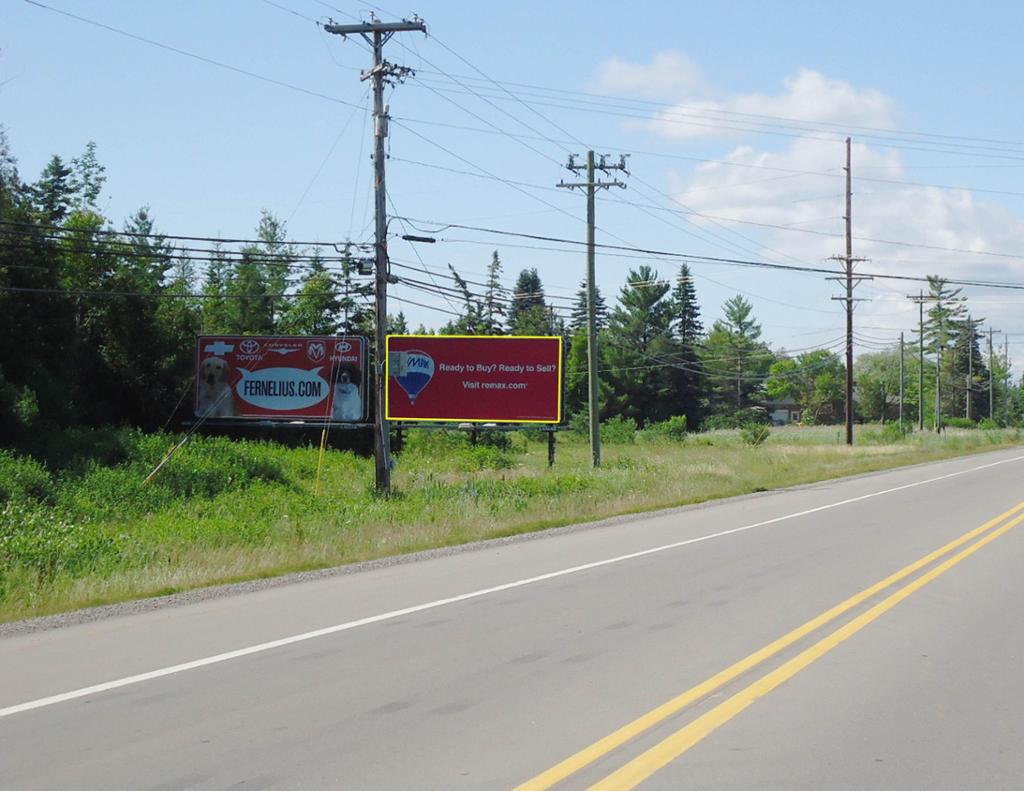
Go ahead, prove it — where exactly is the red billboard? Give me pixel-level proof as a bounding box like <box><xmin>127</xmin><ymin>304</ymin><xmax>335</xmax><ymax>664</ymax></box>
<box><xmin>385</xmin><ymin>335</ymin><xmax>562</xmax><ymax>423</ymax></box>
<box><xmin>194</xmin><ymin>335</ymin><xmax>368</xmax><ymax>422</ymax></box>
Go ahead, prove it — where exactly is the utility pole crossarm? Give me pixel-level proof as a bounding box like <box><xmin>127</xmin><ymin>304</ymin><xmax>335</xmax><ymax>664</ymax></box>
<box><xmin>557</xmin><ymin>179</ymin><xmax>627</xmax><ymax>191</ymax></box>
<box><xmin>323</xmin><ymin>19</ymin><xmax>427</xmax><ymax>36</ymax></box>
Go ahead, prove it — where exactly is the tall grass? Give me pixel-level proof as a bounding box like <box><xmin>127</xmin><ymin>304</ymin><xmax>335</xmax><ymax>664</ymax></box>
<box><xmin>0</xmin><ymin>424</ymin><xmax>1020</xmax><ymax>622</ymax></box>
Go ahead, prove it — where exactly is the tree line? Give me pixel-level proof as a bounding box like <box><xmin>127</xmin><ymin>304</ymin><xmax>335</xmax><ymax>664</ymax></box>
<box><xmin>2</xmin><ymin>134</ymin><xmax>1021</xmax><ymax>439</ymax></box>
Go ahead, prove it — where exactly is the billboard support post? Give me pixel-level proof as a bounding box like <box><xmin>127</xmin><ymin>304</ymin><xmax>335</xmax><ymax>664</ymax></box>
<box><xmin>324</xmin><ymin>16</ymin><xmax>427</xmax><ymax>495</ymax></box>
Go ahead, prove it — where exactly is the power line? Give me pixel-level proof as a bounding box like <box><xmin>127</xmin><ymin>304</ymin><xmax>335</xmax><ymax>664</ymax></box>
<box><xmin>401</xmin><ymin>79</ymin><xmax>1024</xmax><ymax>162</ymax></box>
<box><xmin>346</xmin><ymin>4</ymin><xmax>1024</xmax><ymax>154</ymax></box>
<box><xmin>394</xmin><ymin>116</ymin><xmax>1024</xmax><ymax>193</ymax></box>
<box><xmin>399</xmin><ymin>69</ymin><xmax>1024</xmax><ymax>152</ymax></box>
<box><xmin>287</xmin><ymin>87</ymin><xmax>370</xmax><ymax>224</ymax></box>
<box><xmin>394</xmin><ymin>217</ymin><xmax>1024</xmax><ymax>291</ymax></box>
<box><xmin>260</xmin><ymin>0</ymin><xmax>318</xmax><ymax>24</ymax></box>
<box><xmin>22</xmin><ymin>0</ymin><xmax>364</xmax><ymax>109</ymax></box>
<box><xmin>388</xmin><ymin>259</ymin><xmax>576</xmax><ymax>303</ymax></box>
<box><xmin>0</xmin><ymin>219</ymin><xmax>359</xmax><ymax>249</ymax></box>
<box><xmin>0</xmin><ymin>284</ymin><xmax>368</xmax><ymax>301</ymax></box>
<box><xmin>391</xmin><ymin>152</ymin><xmax>1022</xmax><ymax>264</ymax></box>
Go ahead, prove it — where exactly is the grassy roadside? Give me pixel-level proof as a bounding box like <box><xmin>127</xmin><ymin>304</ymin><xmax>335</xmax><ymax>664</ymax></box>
<box><xmin>1</xmin><ymin>424</ymin><xmax>1021</xmax><ymax>623</ymax></box>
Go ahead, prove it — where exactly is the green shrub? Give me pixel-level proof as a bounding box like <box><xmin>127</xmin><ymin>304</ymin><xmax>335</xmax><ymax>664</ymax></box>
<box><xmin>738</xmin><ymin>407</ymin><xmax>772</xmax><ymax>425</ymax></box>
<box><xmin>741</xmin><ymin>423</ymin><xmax>771</xmax><ymax>446</ymax></box>
<box><xmin>880</xmin><ymin>422</ymin><xmax>908</xmax><ymax>442</ymax></box>
<box><xmin>701</xmin><ymin>414</ymin><xmax>738</xmax><ymax>431</ymax></box>
<box><xmin>642</xmin><ymin>416</ymin><xmax>688</xmax><ymax>443</ymax></box>
<box><xmin>861</xmin><ymin>422</ymin><xmax>910</xmax><ymax>444</ymax></box>
<box><xmin>399</xmin><ymin>428</ymin><xmax>471</xmax><ymax>455</ymax></box>
<box><xmin>569</xmin><ymin>411</ymin><xmax>591</xmax><ymax>436</ymax></box>
<box><xmin>978</xmin><ymin>418</ymin><xmax>1000</xmax><ymax>430</ymax></box>
<box><xmin>0</xmin><ymin>450</ymin><xmax>54</xmax><ymax>504</ymax></box>
<box><xmin>453</xmin><ymin>446</ymin><xmax>516</xmax><ymax>471</ymax></box>
<box><xmin>945</xmin><ymin>417</ymin><xmax>976</xmax><ymax>429</ymax></box>
<box><xmin>601</xmin><ymin>416</ymin><xmax>638</xmax><ymax>444</ymax></box>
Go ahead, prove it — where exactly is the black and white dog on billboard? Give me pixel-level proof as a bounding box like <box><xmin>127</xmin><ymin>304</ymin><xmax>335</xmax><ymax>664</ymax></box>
<box><xmin>331</xmin><ymin>364</ymin><xmax>363</xmax><ymax>421</ymax></box>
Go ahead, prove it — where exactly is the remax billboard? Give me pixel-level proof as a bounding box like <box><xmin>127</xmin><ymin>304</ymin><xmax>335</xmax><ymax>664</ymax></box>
<box><xmin>385</xmin><ymin>335</ymin><xmax>563</xmax><ymax>423</ymax></box>
<box><xmin>194</xmin><ymin>335</ymin><xmax>368</xmax><ymax>421</ymax></box>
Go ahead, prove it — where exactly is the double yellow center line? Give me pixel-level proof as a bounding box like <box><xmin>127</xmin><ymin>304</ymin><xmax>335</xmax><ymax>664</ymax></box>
<box><xmin>514</xmin><ymin>499</ymin><xmax>1024</xmax><ymax>791</ymax></box>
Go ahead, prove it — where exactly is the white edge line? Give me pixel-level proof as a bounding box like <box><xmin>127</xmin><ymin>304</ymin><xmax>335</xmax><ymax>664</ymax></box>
<box><xmin>3</xmin><ymin>452</ymin><xmax>1023</xmax><ymax>719</ymax></box>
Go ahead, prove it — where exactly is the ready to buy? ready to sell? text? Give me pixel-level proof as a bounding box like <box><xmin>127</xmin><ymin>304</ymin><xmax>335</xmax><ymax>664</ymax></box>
<box><xmin>439</xmin><ymin>363</ymin><xmax>556</xmax><ymax>374</ymax></box>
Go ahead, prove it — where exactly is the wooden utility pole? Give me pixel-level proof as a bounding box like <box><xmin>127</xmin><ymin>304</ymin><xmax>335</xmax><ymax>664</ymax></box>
<box><xmin>843</xmin><ymin>138</ymin><xmax>853</xmax><ymax>444</ymax></box>
<box><xmin>1005</xmin><ymin>335</ymin><xmax>1011</xmax><ymax>424</ymax></box>
<box><xmin>936</xmin><ymin>315</ymin><xmax>943</xmax><ymax>432</ymax></box>
<box><xmin>324</xmin><ymin>15</ymin><xmax>426</xmax><ymax>494</ymax></box>
<box><xmin>557</xmin><ymin>151</ymin><xmax>627</xmax><ymax>468</ymax></box>
<box><xmin>899</xmin><ymin>331</ymin><xmax>904</xmax><ymax>431</ymax></box>
<box><xmin>908</xmin><ymin>291</ymin><xmax>942</xmax><ymax>431</ymax></box>
<box><xmin>988</xmin><ymin>327</ymin><xmax>997</xmax><ymax>420</ymax></box>
<box><xmin>918</xmin><ymin>293</ymin><xmax>924</xmax><ymax>430</ymax></box>
<box><xmin>966</xmin><ymin>313</ymin><xmax>973</xmax><ymax>420</ymax></box>
<box><xmin>829</xmin><ymin>138</ymin><xmax>869</xmax><ymax>445</ymax></box>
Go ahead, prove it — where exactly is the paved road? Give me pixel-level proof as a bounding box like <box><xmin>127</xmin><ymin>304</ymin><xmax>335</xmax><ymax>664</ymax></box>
<box><xmin>2</xmin><ymin>448</ymin><xmax>1024</xmax><ymax>790</ymax></box>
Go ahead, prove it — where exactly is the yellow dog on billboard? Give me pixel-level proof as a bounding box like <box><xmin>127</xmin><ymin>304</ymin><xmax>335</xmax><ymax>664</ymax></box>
<box><xmin>196</xmin><ymin>356</ymin><xmax>238</xmax><ymax>418</ymax></box>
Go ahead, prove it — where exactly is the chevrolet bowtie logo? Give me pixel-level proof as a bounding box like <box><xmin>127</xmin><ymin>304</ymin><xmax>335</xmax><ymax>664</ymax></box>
<box><xmin>203</xmin><ymin>341</ymin><xmax>234</xmax><ymax>355</ymax></box>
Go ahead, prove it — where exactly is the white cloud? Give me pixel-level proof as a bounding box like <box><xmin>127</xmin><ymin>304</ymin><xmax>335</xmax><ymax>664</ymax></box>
<box><xmin>645</xmin><ymin>67</ymin><xmax>895</xmax><ymax>142</ymax></box>
<box><xmin>587</xmin><ymin>52</ymin><xmax>1024</xmax><ymax>338</ymax></box>
<box><xmin>590</xmin><ymin>51</ymin><xmax>704</xmax><ymax>101</ymax></box>
<box><xmin>593</xmin><ymin>53</ymin><xmax>896</xmax><ymax>141</ymax></box>
<box><xmin>670</xmin><ymin>137</ymin><xmax>1024</xmax><ymax>334</ymax></box>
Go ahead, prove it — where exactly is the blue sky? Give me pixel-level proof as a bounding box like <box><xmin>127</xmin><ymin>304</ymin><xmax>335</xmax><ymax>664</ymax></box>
<box><xmin>5</xmin><ymin>0</ymin><xmax>1024</xmax><ymax>366</ymax></box>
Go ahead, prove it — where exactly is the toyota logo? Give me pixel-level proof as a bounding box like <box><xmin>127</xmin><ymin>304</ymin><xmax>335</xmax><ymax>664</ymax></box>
<box><xmin>239</xmin><ymin>339</ymin><xmax>260</xmax><ymax>355</ymax></box>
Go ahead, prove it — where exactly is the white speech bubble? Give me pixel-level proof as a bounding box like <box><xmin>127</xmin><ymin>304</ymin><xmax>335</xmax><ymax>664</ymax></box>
<box><xmin>236</xmin><ymin>367</ymin><xmax>329</xmax><ymax>411</ymax></box>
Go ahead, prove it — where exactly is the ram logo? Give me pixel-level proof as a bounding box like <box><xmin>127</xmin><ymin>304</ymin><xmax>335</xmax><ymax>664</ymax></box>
<box><xmin>307</xmin><ymin>342</ymin><xmax>327</xmax><ymax>362</ymax></box>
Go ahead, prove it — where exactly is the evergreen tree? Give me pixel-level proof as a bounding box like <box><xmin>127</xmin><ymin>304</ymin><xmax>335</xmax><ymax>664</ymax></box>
<box><xmin>702</xmin><ymin>295</ymin><xmax>773</xmax><ymax>413</ymax></box>
<box><xmin>69</xmin><ymin>141</ymin><xmax>106</xmax><ymax>212</ymax></box>
<box><xmin>388</xmin><ymin>311</ymin><xmax>409</xmax><ymax>334</ymax></box>
<box><xmin>481</xmin><ymin>251</ymin><xmax>507</xmax><ymax>333</ymax></box>
<box><xmin>440</xmin><ymin>263</ymin><xmax>485</xmax><ymax>334</ymax></box>
<box><xmin>31</xmin><ymin>155</ymin><xmax>74</xmax><ymax>224</ymax></box>
<box><xmin>667</xmin><ymin>263</ymin><xmax>706</xmax><ymax>428</ymax></box>
<box><xmin>920</xmin><ymin>276</ymin><xmax>970</xmax><ymax>421</ymax></box>
<box><xmin>565</xmin><ymin>327</ymin><xmax>612</xmax><ymax>418</ymax></box>
<box><xmin>569</xmin><ymin>279</ymin><xmax>609</xmax><ymax>333</ymax></box>
<box><xmin>252</xmin><ymin>210</ymin><xmax>294</xmax><ymax>328</ymax></box>
<box><xmin>0</xmin><ymin>132</ymin><xmax>72</xmax><ymax>431</ymax></box>
<box><xmin>201</xmin><ymin>243</ymin><xmax>232</xmax><ymax>332</ymax></box>
<box><xmin>670</xmin><ymin>264</ymin><xmax>703</xmax><ymax>344</ymax></box>
<box><xmin>278</xmin><ymin>250</ymin><xmax>340</xmax><ymax>335</ymax></box>
<box><xmin>0</xmin><ymin>126</ymin><xmax>22</xmax><ymax>216</ymax></box>
<box><xmin>156</xmin><ymin>254</ymin><xmax>202</xmax><ymax>424</ymax></box>
<box><xmin>508</xmin><ymin>268</ymin><xmax>549</xmax><ymax>334</ymax></box>
<box><xmin>949</xmin><ymin>313</ymin><xmax>988</xmax><ymax>420</ymax></box>
<box><xmin>224</xmin><ymin>249</ymin><xmax>274</xmax><ymax>334</ymax></box>
<box><xmin>603</xmin><ymin>266</ymin><xmax>674</xmax><ymax>425</ymax></box>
